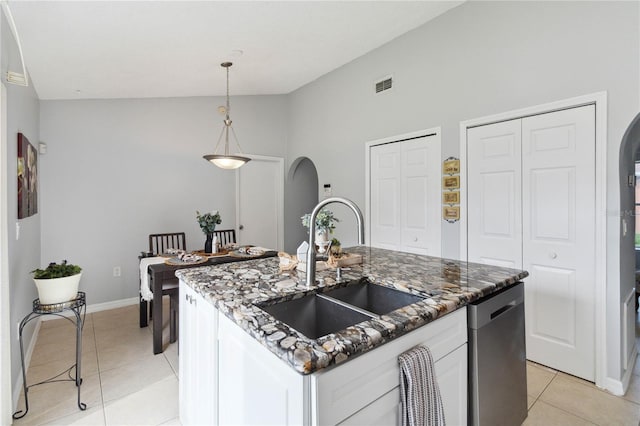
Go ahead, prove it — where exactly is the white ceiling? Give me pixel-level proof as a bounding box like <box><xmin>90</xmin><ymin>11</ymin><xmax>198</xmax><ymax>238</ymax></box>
<box><xmin>7</xmin><ymin>1</ymin><xmax>462</xmax><ymax>100</ymax></box>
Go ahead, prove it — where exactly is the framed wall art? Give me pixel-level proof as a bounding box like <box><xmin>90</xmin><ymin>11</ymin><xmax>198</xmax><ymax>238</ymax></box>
<box><xmin>442</xmin><ymin>175</ymin><xmax>460</xmax><ymax>190</ymax></box>
<box><xmin>17</xmin><ymin>133</ymin><xmax>38</xmax><ymax>219</ymax></box>
<box><xmin>443</xmin><ymin>191</ymin><xmax>460</xmax><ymax>204</ymax></box>
<box><xmin>443</xmin><ymin>158</ymin><xmax>460</xmax><ymax>174</ymax></box>
<box><xmin>443</xmin><ymin>206</ymin><xmax>460</xmax><ymax>222</ymax></box>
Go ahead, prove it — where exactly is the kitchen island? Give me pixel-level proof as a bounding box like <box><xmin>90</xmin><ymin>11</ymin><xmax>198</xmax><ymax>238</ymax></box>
<box><xmin>177</xmin><ymin>246</ymin><xmax>528</xmax><ymax>425</ymax></box>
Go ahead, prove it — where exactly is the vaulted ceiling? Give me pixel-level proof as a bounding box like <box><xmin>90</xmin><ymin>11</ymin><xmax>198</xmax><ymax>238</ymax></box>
<box><xmin>7</xmin><ymin>1</ymin><xmax>463</xmax><ymax>100</ymax></box>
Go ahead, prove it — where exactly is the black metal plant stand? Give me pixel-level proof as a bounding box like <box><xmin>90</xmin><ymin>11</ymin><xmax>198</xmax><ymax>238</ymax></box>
<box><xmin>12</xmin><ymin>292</ymin><xmax>87</xmax><ymax>420</ymax></box>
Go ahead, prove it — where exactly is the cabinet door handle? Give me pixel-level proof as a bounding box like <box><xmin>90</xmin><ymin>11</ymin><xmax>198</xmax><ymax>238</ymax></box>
<box><xmin>549</xmin><ymin>252</ymin><xmax>558</xmax><ymax>259</ymax></box>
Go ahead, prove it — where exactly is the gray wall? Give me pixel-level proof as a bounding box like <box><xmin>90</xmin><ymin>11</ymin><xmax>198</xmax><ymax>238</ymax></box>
<box><xmin>2</xmin><ymin>13</ymin><xmax>41</xmax><ymax>401</ymax></box>
<box><xmin>286</xmin><ymin>1</ymin><xmax>639</xmax><ymax>384</ymax></box>
<box><xmin>39</xmin><ymin>95</ymin><xmax>287</xmax><ymax>305</ymax></box>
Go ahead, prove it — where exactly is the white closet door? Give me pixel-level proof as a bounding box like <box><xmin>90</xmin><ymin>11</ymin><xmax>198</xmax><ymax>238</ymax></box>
<box><xmin>467</xmin><ymin>119</ymin><xmax>523</xmax><ymax>269</ymax></box>
<box><xmin>370</xmin><ymin>135</ymin><xmax>440</xmax><ymax>255</ymax></box>
<box><xmin>522</xmin><ymin>105</ymin><xmax>596</xmax><ymax>381</ymax></box>
<box><xmin>401</xmin><ymin>137</ymin><xmax>441</xmax><ymax>255</ymax></box>
<box><xmin>370</xmin><ymin>143</ymin><xmax>402</xmax><ymax>250</ymax></box>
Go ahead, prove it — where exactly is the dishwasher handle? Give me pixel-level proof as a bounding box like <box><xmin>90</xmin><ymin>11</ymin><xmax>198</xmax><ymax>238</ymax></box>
<box><xmin>468</xmin><ymin>282</ymin><xmax>524</xmax><ymax>329</ymax></box>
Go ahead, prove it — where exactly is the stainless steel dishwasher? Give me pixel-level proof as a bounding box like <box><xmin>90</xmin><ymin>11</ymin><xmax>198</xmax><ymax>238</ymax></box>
<box><xmin>468</xmin><ymin>282</ymin><xmax>527</xmax><ymax>426</ymax></box>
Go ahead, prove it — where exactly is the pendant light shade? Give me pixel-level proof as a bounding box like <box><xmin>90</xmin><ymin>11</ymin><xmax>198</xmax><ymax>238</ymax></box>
<box><xmin>204</xmin><ymin>154</ymin><xmax>250</xmax><ymax>170</ymax></box>
<box><xmin>203</xmin><ymin>62</ymin><xmax>251</xmax><ymax>170</ymax></box>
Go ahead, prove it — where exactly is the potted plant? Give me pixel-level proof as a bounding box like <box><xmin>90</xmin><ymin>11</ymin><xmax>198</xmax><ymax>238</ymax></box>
<box><xmin>197</xmin><ymin>210</ymin><xmax>222</xmax><ymax>253</ymax></box>
<box><xmin>301</xmin><ymin>209</ymin><xmax>339</xmax><ymax>253</ymax></box>
<box><xmin>330</xmin><ymin>238</ymin><xmax>342</xmax><ymax>256</ymax></box>
<box><xmin>32</xmin><ymin>260</ymin><xmax>82</xmax><ymax>304</ymax></box>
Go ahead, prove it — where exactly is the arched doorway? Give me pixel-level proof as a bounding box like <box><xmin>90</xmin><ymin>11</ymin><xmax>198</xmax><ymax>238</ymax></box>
<box><xmin>619</xmin><ymin>112</ymin><xmax>640</xmax><ymax>379</ymax></box>
<box><xmin>284</xmin><ymin>157</ymin><xmax>319</xmax><ymax>253</ymax></box>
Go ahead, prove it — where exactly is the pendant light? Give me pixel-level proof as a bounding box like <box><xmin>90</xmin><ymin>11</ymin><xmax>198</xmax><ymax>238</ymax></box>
<box><xmin>203</xmin><ymin>62</ymin><xmax>251</xmax><ymax>170</ymax></box>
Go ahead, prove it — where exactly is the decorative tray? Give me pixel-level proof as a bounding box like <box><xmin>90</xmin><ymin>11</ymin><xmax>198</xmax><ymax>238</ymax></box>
<box><xmin>229</xmin><ymin>247</ymin><xmax>266</xmax><ymax>258</ymax></box>
<box><xmin>192</xmin><ymin>249</ymin><xmax>230</xmax><ymax>258</ymax></box>
<box><xmin>165</xmin><ymin>256</ymin><xmax>208</xmax><ymax>266</ymax></box>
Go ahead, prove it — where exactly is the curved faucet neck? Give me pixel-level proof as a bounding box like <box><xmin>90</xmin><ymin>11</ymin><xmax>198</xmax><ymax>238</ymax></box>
<box><xmin>305</xmin><ymin>197</ymin><xmax>365</xmax><ymax>287</ymax></box>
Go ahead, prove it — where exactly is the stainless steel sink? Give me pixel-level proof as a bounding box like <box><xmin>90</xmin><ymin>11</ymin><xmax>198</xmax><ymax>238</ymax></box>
<box><xmin>323</xmin><ymin>277</ymin><xmax>425</xmax><ymax>315</ymax></box>
<box><xmin>255</xmin><ymin>278</ymin><xmax>426</xmax><ymax>339</ymax></box>
<box><xmin>257</xmin><ymin>293</ymin><xmax>374</xmax><ymax>339</ymax></box>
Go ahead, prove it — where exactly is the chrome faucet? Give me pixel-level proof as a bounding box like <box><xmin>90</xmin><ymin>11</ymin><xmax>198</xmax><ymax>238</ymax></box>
<box><xmin>306</xmin><ymin>197</ymin><xmax>365</xmax><ymax>286</ymax></box>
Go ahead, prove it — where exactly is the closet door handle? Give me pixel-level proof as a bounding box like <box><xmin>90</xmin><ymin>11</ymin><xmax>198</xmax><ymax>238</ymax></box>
<box><xmin>549</xmin><ymin>252</ymin><xmax>558</xmax><ymax>259</ymax></box>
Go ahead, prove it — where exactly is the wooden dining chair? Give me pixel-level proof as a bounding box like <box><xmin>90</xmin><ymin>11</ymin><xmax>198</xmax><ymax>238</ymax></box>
<box><xmin>149</xmin><ymin>232</ymin><xmax>186</xmax><ymax>255</ymax></box>
<box><xmin>213</xmin><ymin>229</ymin><xmax>236</xmax><ymax>247</ymax></box>
<box><xmin>143</xmin><ymin>232</ymin><xmax>186</xmax><ymax>343</ymax></box>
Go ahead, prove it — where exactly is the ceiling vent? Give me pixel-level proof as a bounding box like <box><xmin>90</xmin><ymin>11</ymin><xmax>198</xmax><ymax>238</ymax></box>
<box><xmin>375</xmin><ymin>76</ymin><xmax>393</xmax><ymax>94</ymax></box>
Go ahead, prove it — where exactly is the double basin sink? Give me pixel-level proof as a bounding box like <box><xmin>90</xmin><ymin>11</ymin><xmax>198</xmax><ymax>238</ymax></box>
<box><xmin>255</xmin><ymin>278</ymin><xmax>425</xmax><ymax>339</ymax></box>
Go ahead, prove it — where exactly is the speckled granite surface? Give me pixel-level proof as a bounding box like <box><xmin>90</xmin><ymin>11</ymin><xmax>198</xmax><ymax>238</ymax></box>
<box><xmin>176</xmin><ymin>246</ymin><xmax>528</xmax><ymax>375</ymax></box>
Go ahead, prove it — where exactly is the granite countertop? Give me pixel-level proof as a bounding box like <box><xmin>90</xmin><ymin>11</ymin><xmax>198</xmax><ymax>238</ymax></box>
<box><xmin>176</xmin><ymin>246</ymin><xmax>528</xmax><ymax>375</ymax></box>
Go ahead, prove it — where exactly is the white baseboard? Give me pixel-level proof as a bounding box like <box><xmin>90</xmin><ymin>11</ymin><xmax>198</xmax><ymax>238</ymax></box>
<box><xmin>39</xmin><ymin>297</ymin><xmax>139</xmax><ymax>321</ymax></box>
<box><xmin>12</xmin><ymin>318</ymin><xmax>41</xmax><ymax>412</ymax></box>
<box><xmin>604</xmin><ymin>345</ymin><xmax>638</xmax><ymax>396</ymax></box>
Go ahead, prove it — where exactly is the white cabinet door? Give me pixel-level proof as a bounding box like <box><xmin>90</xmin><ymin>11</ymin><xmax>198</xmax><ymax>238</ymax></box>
<box><xmin>339</xmin><ymin>388</ymin><xmax>400</xmax><ymax>426</ymax></box>
<box><xmin>179</xmin><ymin>282</ymin><xmax>218</xmax><ymax>425</ymax></box>
<box><xmin>218</xmin><ymin>314</ymin><xmax>305</xmax><ymax>425</ymax></box>
<box><xmin>522</xmin><ymin>105</ymin><xmax>596</xmax><ymax>381</ymax></box>
<box><xmin>370</xmin><ymin>134</ymin><xmax>441</xmax><ymax>256</ymax></box>
<box><xmin>339</xmin><ymin>343</ymin><xmax>467</xmax><ymax>426</ymax></box>
<box><xmin>435</xmin><ymin>344</ymin><xmax>467</xmax><ymax>426</ymax></box>
<box><xmin>315</xmin><ymin>308</ymin><xmax>466</xmax><ymax>425</ymax></box>
<box><xmin>467</xmin><ymin>119</ymin><xmax>523</xmax><ymax>269</ymax></box>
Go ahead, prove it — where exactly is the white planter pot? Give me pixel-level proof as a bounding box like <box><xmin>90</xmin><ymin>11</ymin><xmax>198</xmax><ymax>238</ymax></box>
<box><xmin>33</xmin><ymin>273</ymin><xmax>82</xmax><ymax>304</ymax></box>
<box><xmin>315</xmin><ymin>229</ymin><xmax>329</xmax><ymax>243</ymax></box>
<box><xmin>315</xmin><ymin>230</ymin><xmax>330</xmax><ymax>254</ymax></box>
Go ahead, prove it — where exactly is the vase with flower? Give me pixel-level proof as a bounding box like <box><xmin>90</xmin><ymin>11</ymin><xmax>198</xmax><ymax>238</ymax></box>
<box><xmin>196</xmin><ymin>210</ymin><xmax>222</xmax><ymax>253</ymax></box>
<box><xmin>301</xmin><ymin>209</ymin><xmax>339</xmax><ymax>254</ymax></box>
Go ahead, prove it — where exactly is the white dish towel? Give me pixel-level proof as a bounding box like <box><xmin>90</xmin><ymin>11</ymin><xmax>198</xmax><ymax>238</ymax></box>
<box><xmin>139</xmin><ymin>257</ymin><xmax>165</xmax><ymax>301</ymax></box>
<box><xmin>398</xmin><ymin>345</ymin><xmax>446</xmax><ymax>426</ymax></box>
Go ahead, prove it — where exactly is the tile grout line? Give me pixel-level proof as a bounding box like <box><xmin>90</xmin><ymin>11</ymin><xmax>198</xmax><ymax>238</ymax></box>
<box><xmin>539</xmin><ymin>399</ymin><xmax>602</xmax><ymax>425</ymax></box>
<box><xmin>88</xmin><ymin>313</ymin><xmax>108</xmax><ymax>426</ymax></box>
<box><xmin>537</xmin><ymin>372</ymin><xmax>601</xmax><ymax>425</ymax></box>
<box><xmin>537</xmin><ymin>373</ymin><xmax>639</xmax><ymax>426</ymax></box>
<box><xmin>528</xmin><ymin>370</ymin><xmax>558</xmax><ymax>413</ymax></box>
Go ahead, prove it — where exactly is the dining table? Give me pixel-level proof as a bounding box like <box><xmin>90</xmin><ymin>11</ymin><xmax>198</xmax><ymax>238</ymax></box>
<box><xmin>140</xmin><ymin>250</ymin><xmax>278</xmax><ymax>354</ymax></box>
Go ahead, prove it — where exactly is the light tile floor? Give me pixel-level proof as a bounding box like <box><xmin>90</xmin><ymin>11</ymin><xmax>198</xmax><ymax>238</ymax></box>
<box><xmin>12</xmin><ymin>303</ymin><xmax>180</xmax><ymax>426</ymax></box>
<box><xmin>11</xmin><ymin>303</ymin><xmax>640</xmax><ymax>425</ymax></box>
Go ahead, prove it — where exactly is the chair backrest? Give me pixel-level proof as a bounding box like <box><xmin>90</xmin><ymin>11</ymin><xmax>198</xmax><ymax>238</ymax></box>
<box><xmin>213</xmin><ymin>229</ymin><xmax>236</xmax><ymax>247</ymax></box>
<box><xmin>149</xmin><ymin>232</ymin><xmax>186</xmax><ymax>254</ymax></box>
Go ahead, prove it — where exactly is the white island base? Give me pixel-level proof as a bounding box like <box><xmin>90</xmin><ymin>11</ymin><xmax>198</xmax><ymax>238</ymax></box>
<box><xmin>179</xmin><ymin>281</ymin><xmax>468</xmax><ymax>426</ymax></box>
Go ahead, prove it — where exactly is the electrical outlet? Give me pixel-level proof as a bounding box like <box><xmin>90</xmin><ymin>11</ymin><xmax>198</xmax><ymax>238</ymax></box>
<box><xmin>113</xmin><ymin>266</ymin><xmax>121</xmax><ymax>277</ymax></box>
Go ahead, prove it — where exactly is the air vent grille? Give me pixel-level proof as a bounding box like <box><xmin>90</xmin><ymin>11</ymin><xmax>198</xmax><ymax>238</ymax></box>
<box><xmin>375</xmin><ymin>77</ymin><xmax>392</xmax><ymax>93</ymax></box>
